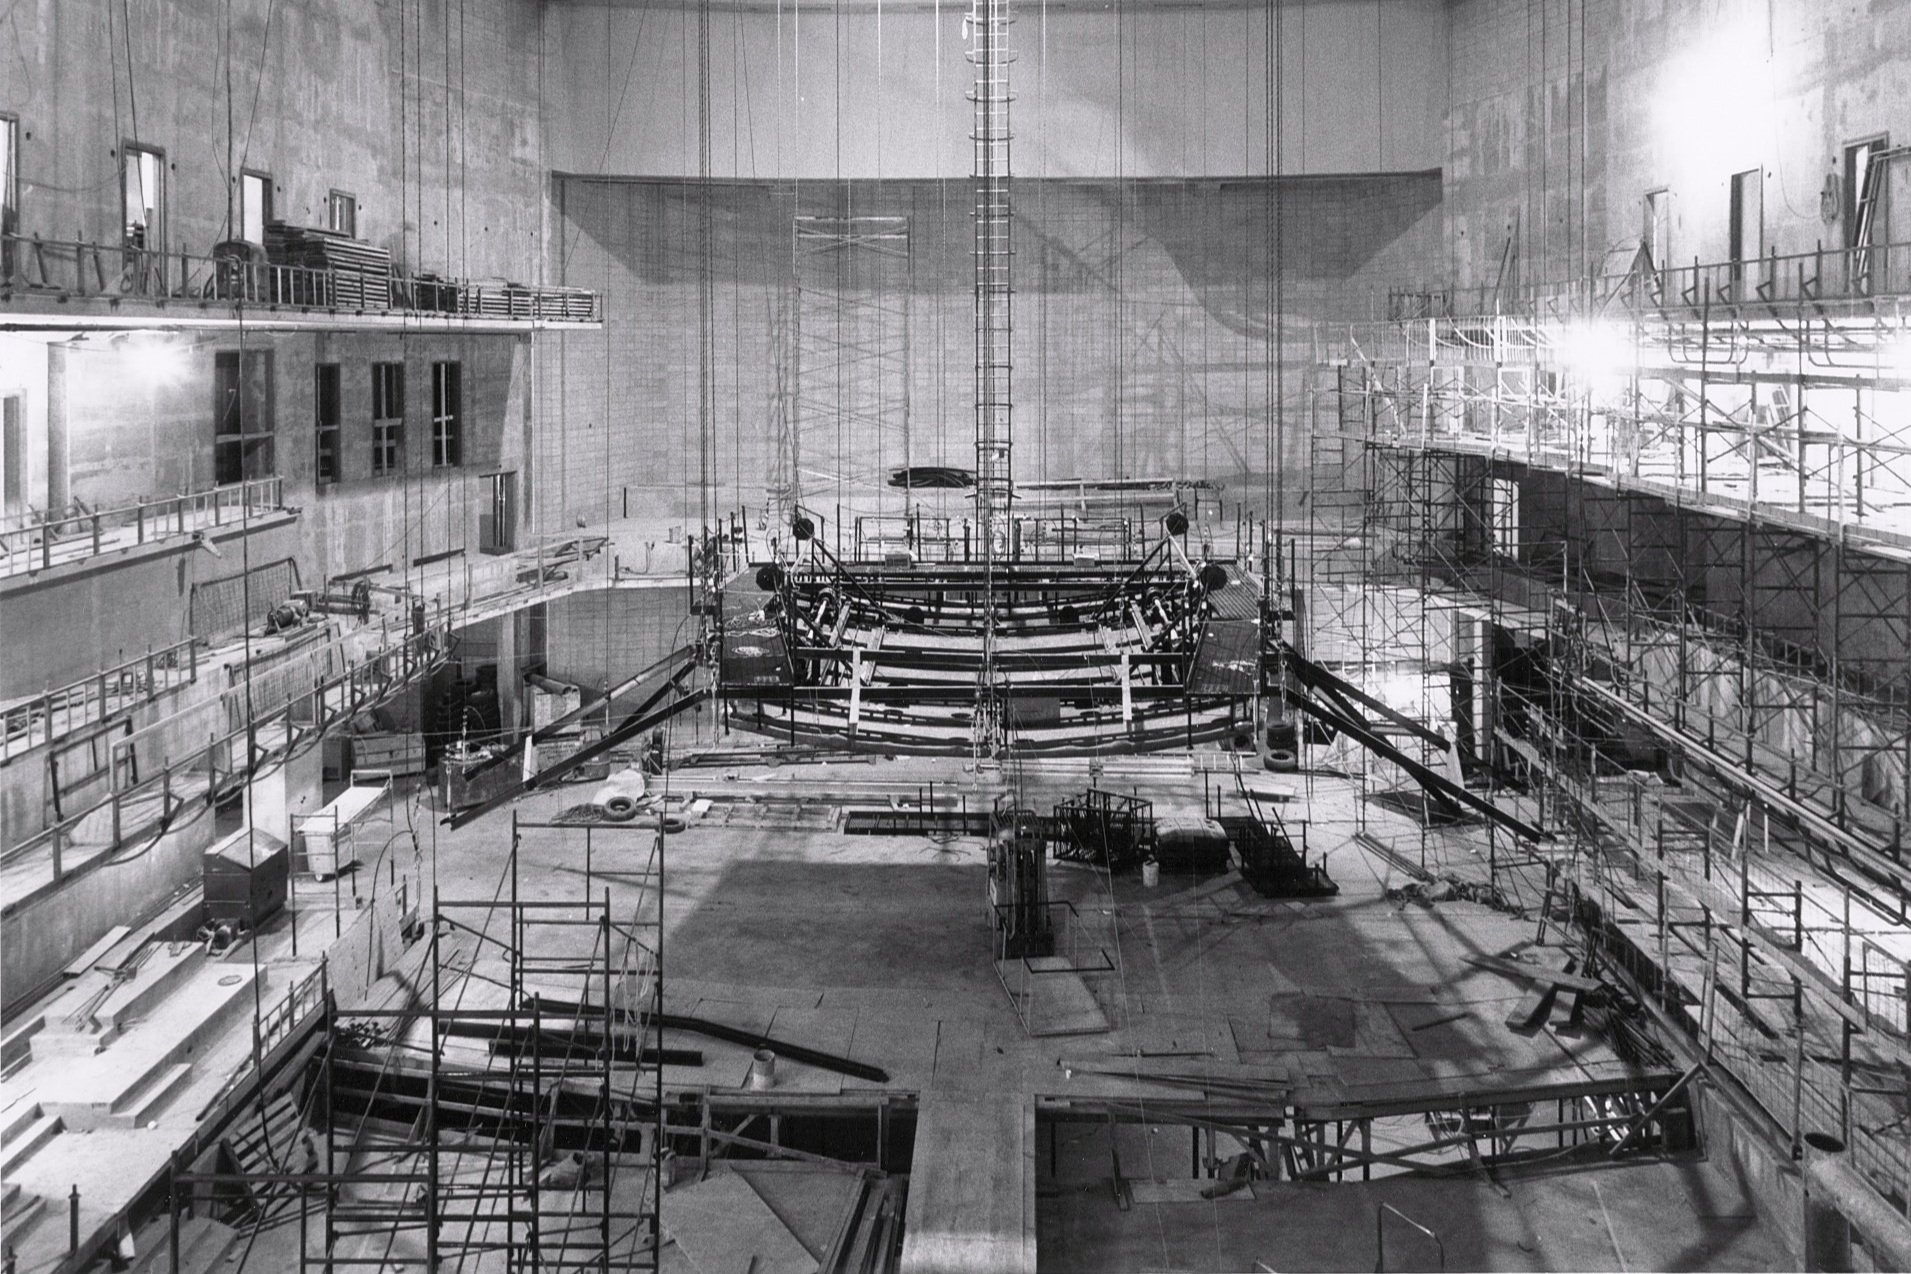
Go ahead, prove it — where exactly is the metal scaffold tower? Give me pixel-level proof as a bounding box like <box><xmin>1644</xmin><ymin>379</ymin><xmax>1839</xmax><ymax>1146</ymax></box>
<box><xmin>167</xmin><ymin>818</ymin><xmax>668</xmax><ymax>1272</ymax></box>
<box><xmin>968</xmin><ymin>0</ymin><xmax>1014</xmax><ymax>759</ymax></box>
<box><xmin>790</xmin><ymin>215</ymin><xmax>913</xmax><ymax>530</ymax></box>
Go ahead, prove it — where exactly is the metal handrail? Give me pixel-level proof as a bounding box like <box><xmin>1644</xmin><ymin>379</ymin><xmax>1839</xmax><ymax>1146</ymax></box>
<box><xmin>0</xmin><ymin>627</ymin><xmax>441</xmax><ymax>893</ymax></box>
<box><xmin>1</xmin><ymin>230</ymin><xmax>600</xmax><ymax>322</ymax></box>
<box><xmin>1383</xmin><ymin>240</ymin><xmax>1911</xmax><ymax>324</ymax></box>
<box><xmin>2</xmin><ymin>637</ymin><xmax>200</xmax><ymax>753</ymax></box>
<box><xmin>1386</xmin><ymin>238</ymin><xmax>1911</xmax><ymax>322</ymax></box>
<box><xmin>1375</xmin><ymin>1203</ymin><xmax>1445</xmax><ymax>1273</ymax></box>
<box><xmin>0</xmin><ymin>476</ymin><xmax>285</xmax><ymax>576</ymax></box>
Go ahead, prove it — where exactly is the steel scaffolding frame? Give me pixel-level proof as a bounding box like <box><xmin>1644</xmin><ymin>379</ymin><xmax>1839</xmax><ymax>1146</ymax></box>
<box><xmin>170</xmin><ymin>816</ymin><xmax>667</xmax><ymax>1272</ymax></box>
<box><xmin>789</xmin><ymin>215</ymin><xmax>913</xmax><ymax>531</ymax></box>
<box><xmin>1317</xmin><ymin>253</ymin><xmax>1911</xmax><ymax>1218</ymax></box>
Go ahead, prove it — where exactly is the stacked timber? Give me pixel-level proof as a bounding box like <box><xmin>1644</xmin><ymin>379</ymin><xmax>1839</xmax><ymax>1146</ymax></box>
<box><xmin>263</xmin><ymin>222</ymin><xmax>393</xmax><ymax>310</ymax></box>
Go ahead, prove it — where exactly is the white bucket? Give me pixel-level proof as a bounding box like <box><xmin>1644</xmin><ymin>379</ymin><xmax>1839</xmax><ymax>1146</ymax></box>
<box><xmin>1141</xmin><ymin>860</ymin><xmax>1160</xmax><ymax>888</ymax></box>
<box><xmin>748</xmin><ymin>1049</ymin><xmax>777</xmax><ymax>1090</ymax></box>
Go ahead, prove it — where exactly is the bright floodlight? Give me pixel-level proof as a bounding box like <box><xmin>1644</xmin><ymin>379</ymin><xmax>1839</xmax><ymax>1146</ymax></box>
<box><xmin>1550</xmin><ymin>320</ymin><xmax>1634</xmax><ymax>382</ymax></box>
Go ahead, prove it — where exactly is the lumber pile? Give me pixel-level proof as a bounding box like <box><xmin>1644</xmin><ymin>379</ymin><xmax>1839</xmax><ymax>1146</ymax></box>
<box><xmin>263</xmin><ymin>222</ymin><xmax>392</xmax><ymax>310</ymax></box>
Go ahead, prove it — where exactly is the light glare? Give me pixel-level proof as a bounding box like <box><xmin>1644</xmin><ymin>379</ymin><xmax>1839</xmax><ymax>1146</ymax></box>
<box><xmin>1550</xmin><ymin>321</ymin><xmax>1634</xmax><ymax>382</ymax></box>
<box><xmin>123</xmin><ymin>337</ymin><xmax>188</xmax><ymax>385</ymax></box>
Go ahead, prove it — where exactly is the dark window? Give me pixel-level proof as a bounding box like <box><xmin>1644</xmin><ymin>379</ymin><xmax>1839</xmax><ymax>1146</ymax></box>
<box><xmin>481</xmin><ymin>471</ymin><xmax>516</xmax><ymax>554</ymax></box>
<box><xmin>371</xmin><ymin>361</ymin><xmax>404</xmax><ymax>475</ymax></box>
<box><xmin>1</xmin><ymin>114</ymin><xmax>17</xmax><ymax>281</ymax></box>
<box><xmin>315</xmin><ymin>363</ymin><xmax>341</xmax><ymax>485</ymax></box>
<box><xmin>328</xmin><ymin>189</ymin><xmax>357</xmax><ymax>238</ymax></box>
<box><xmin>213</xmin><ymin>349</ymin><xmax>275</xmax><ymax>484</ymax></box>
<box><xmin>431</xmin><ymin>361</ymin><xmax>461</xmax><ymax>467</ymax></box>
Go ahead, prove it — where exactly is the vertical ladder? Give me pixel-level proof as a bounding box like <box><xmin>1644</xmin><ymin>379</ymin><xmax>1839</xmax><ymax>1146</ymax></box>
<box><xmin>968</xmin><ymin>0</ymin><xmax>1014</xmax><ymax>759</ymax></box>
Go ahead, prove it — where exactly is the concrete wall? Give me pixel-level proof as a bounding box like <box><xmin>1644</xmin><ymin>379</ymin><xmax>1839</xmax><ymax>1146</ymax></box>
<box><xmin>543</xmin><ymin>0</ymin><xmax>1447</xmax><ymax>180</ymax></box>
<box><xmin>0</xmin><ymin>328</ymin><xmax>532</xmax><ymax>694</ymax></box>
<box><xmin>0</xmin><ymin>796</ymin><xmax>221</xmax><ymax>1013</ymax></box>
<box><xmin>1443</xmin><ymin>0</ymin><xmax>1911</xmax><ymax>289</ymax></box>
<box><xmin>543</xmin><ymin>587</ymin><xmax>695</xmax><ymax>693</ymax></box>
<box><xmin>541</xmin><ymin>172</ymin><xmax>1441</xmax><ymax>529</ymax></box>
<box><xmin>0</xmin><ymin>516</ymin><xmax>303</xmax><ymax>699</ymax></box>
<box><xmin>10</xmin><ymin>0</ymin><xmax>546</xmax><ymax>283</ymax></box>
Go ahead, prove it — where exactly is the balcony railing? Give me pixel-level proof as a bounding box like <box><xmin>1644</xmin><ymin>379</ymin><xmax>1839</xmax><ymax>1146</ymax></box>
<box><xmin>1</xmin><ymin>232</ymin><xmax>600</xmax><ymax>324</ymax></box>
<box><xmin>0</xmin><ymin>477</ymin><xmax>286</xmax><ymax>578</ymax></box>
<box><xmin>2</xmin><ymin>637</ymin><xmax>199</xmax><ymax>758</ymax></box>
<box><xmin>1388</xmin><ymin>240</ymin><xmax>1911</xmax><ymax>323</ymax></box>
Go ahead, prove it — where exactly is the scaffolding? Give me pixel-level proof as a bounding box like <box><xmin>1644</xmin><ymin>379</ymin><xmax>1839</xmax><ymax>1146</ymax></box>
<box><xmin>788</xmin><ymin>215</ymin><xmax>913</xmax><ymax>532</ymax></box>
<box><xmin>171</xmin><ymin>815</ymin><xmax>666</xmax><ymax>1271</ymax></box>
<box><xmin>1314</xmin><ymin>244</ymin><xmax>1911</xmax><ymax>1217</ymax></box>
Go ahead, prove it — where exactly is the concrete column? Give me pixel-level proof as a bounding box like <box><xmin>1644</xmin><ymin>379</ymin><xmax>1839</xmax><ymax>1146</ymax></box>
<box><xmin>1450</xmin><ymin>615</ymin><xmax>1489</xmax><ymax>765</ymax></box>
<box><xmin>498</xmin><ymin>607</ymin><xmax>522</xmax><ymax>735</ymax></box>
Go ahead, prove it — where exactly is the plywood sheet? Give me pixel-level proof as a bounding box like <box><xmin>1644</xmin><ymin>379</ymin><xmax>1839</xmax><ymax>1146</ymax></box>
<box><xmin>660</xmin><ymin>1172</ymin><xmax>818</xmax><ymax>1274</ymax></box>
<box><xmin>733</xmin><ymin>1165</ymin><xmax>865</xmax><ymax>1261</ymax></box>
<box><xmin>1264</xmin><ymin>994</ymin><xmax>1357</xmax><ymax>1048</ymax></box>
<box><xmin>838</xmin><ymin>1007</ymin><xmax>938</xmax><ymax>1091</ymax></box>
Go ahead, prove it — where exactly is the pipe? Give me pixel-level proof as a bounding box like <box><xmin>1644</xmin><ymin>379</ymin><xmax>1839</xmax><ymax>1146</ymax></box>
<box><xmin>524</xmin><ymin>671</ymin><xmax>581</xmax><ymax>697</ymax></box>
<box><xmin>1802</xmin><ymin>1132</ymin><xmax>1911</xmax><ymax>1273</ymax></box>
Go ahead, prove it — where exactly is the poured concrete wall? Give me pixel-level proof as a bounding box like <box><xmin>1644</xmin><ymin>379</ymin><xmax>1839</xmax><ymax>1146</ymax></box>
<box><xmin>0</xmin><ymin>797</ymin><xmax>220</xmax><ymax>1014</ymax></box>
<box><xmin>543</xmin><ymin>587</ymin><xmax>695</xmax><ymax>694</ymax></box>
<box><xmin>543</xmin><ymin>0</ymin><xmax>1446</xmax><ymax>180</ymax></box>
<box><xmin>1444</xmin><ymin>0</ymin><xmax>1911</xmax><ymax>288</ymax></box>
<box><xmin>11</xmin><ymin>0</ymin><xmax>545</xmax><ymax>283</ymax></box>
<box><xmin>539</xmin><ymin>172</ymin><xmax>1441</xmax><ymax>530</ymax></box>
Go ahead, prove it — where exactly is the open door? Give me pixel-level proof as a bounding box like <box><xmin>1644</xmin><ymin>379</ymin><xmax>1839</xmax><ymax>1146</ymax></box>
<box><xmin>480</xmin><ymin>471</ymin><xmax>517</xmax><ymax>555</ymax></box>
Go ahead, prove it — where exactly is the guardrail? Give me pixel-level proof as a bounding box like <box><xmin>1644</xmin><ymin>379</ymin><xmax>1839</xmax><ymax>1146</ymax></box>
<box><xmin>0</xmin><ymin>477</ymin><xmax>285</xmax><ymax>577</ymax></box>
<box><xmin>1386</xmin><ymin>239</ymin><xmax>1911</xmax><ymax>322</ymax></box>
<box><xmin>0</xmin><ymin>627</ymin><xmax>443</xmax><ymax>897</ymax></box>
<box><xmin>852</xmin><ymin>513</ymin><xmax>1163</xmax><ymax>563</ymax></box>
<box><xmin>1</xmin><ymin>232</ymin><xmax>600</xmax><ymax>323</ymax></box>
<box><xmin>1</xmin><ymin>638</ymin><xmax>199</xmax><ymax>754</ymax></box>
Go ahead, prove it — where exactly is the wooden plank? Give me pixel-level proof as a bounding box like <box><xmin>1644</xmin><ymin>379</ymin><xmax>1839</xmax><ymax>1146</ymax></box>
<box><xmin>1464</xmin><ymin>953</ymin><xmax>1602</xmax><ymax>994</ymax></box>
<box><xmin>1128</xmin><ymin>1179</ymin><xmax>1258</xmax><ymax>1204</ymax></box>
<box><xmin>1504</xmin><ymin>982</ymin><xmax>1558</xmax><ymax>1032</ymax></box>
<box><xmin>899</xmin><ymin>1093</ymin><xmax>1034</xmax><ymax>1274</ymax></box>
<box><xmin>63</xmin><ymin>925</ymin><xmax>131</xmax><ymax>977</ymax></box>
<box><xmin>660</xmin><ymin>1172</ymin><xmax>818</xmax><ymax>1274</ymax></box>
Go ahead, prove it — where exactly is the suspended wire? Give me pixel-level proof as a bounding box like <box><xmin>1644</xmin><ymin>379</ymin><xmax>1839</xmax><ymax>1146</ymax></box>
<box><xmin>1113</xmin><ymin>0</ymin><xmax>1124</xmax><ymax>521</ymax></box>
